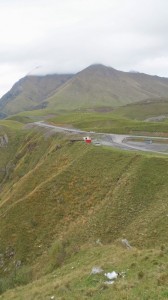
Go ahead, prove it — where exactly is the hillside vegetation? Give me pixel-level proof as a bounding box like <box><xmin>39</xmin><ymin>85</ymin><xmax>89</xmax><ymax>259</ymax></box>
<box><xmin>2</xmin><ymin>64</ymin><xmax>168</xmax><ymax>117</ymax></box>
<box><xmin>0</xmin><ymin>122</ymin><xmax>168</xmax><ymax>298</ymax></box>
<box><xmin>112</xmin><ymin>98</ymin><xmax>168</xmax><ymax>121</ymax></box>
<box><xmin>46</xmin><ymin>64</ymin><xmax>168</xmax><ymax>111</ymax></box>
<box><xmin>0</xmin><ymin>74</ymin><xmax>73</xmax><ymax>116</ymax></box>
<box><xmin>48</xmin><ymin>111</ymin><xmax>168</xmax><ymax>136</ymax></box>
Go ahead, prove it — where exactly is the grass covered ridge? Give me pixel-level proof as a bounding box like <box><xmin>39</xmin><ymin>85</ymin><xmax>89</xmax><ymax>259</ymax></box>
<box><xmin>48</xmin><ymin>111</ymin><xmax>168</xmax><ymax>135</ymax></box>
<box><xmin>7</xmin><ymin>98</ymin><xmax>168</xmax><ymax>136</ymax></box>
<box><xmin>0</xmin><ymin>124</ymin><xmax>168</xmax><ymax>297</ymax></box>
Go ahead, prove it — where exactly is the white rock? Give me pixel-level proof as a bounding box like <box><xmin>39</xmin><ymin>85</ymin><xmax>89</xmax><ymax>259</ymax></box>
<box><xmin>104</xmin><ymin>271</ymin><xmax>118</xmax><ymax>280</ymax></box>
<box><xmin>121</xmin><ymin>239</ymin><xmax>132</xmax><ymax>249</ymax></box>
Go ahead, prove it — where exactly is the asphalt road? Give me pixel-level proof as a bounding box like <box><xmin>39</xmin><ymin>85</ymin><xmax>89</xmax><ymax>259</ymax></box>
<box><xmin>34</xmin><ymin>121</ymin><xmax>168</xmax><ymax>155</ymax></box>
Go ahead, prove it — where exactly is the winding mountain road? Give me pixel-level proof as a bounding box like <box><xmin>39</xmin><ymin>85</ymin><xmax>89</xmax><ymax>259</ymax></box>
<box><xmin>34</xmin><ymin>121</ymin><xmax>168</xmax><ymax>155</ymax></box>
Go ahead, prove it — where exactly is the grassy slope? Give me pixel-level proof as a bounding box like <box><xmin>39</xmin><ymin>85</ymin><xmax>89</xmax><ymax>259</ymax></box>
<box><xmin>10</xmin><ymin>96</ymin><xmax>168</xmax><ymax>137</ymax></box>
<box><xmin>112</xmin><ymin>98</ymin><xmax>168</xmax><ymax>120</ymax></box>
<box><xmin>1</xmin><ymin>245</ymin><xmax>168</xmax><ymax>300</ymax></box>
<box><xmin>0</xmin><ymin>123</ymin><xmax>168</xmax><ymax>298</ymax></box>
<box><xmin>7</xmin><ymin>99</ymin><xmax>168</xmax><ymax>137</ymax></box>
<box><xmin>48</xmin><ymin>111</ymin><xmax>168</xmax><ymax>136</ymax></box>
<box><xmin>45</xmin><ymin>65</ymin><xmax>168</xmax><ymax>112</ymax></box>
<box><xmin>0</xmin><ymin>75</ymin><xmax>73</xmax><ymax>115</ymax></box>
<box><xmin>2</xmin><ymin>65</ymin><xmax>168</xmax><ymax>119</ymax></box>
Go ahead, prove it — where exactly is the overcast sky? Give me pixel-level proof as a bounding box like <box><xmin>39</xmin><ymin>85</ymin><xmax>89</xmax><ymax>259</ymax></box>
<box><xmin>0</xmin><ymin>0</ymin><xmax>168</xmax><ymax>96</ymax></box>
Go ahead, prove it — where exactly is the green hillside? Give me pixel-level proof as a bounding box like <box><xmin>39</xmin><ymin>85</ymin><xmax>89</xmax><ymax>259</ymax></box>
<box><xmin>0</xmin><ymin>74</ymin><xmax>73</xmax><ymax>115</ymax></box>
<box><xmin>2</xmin><ymin>64</ymin><xmax>168</xmax><ymax>117</ymax></box>
<box><xmin>112</xmin><ymin>98</ymin><xmax>168</xmax><ymax>121</ymax></box>
<box><xmin>0</xmin><ymin>122</ymin><xmax>168</xmax><ymax>298</ymax></box>
<box><xmin>46</xmin><ymin>64</ymin><xmax>168</xmax><ymax>111</ymax></box>
<box><xmin>48</xmin><ymin>111</ymin><xmax>168</xmax><ymax>136</ymax></box>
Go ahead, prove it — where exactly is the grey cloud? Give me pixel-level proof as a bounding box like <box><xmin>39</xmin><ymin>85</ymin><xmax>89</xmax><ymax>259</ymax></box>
<box><xmin>0</xmin><ymin>0</ymin><xmax>168</xmax><ymax>96</ymax></box>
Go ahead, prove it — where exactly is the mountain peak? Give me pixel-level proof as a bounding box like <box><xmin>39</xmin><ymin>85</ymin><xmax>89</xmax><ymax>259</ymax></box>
<box><xmin>86</xmin><ymin>63</ymin><xmax>117</xmax><ymax>71</ymax></box>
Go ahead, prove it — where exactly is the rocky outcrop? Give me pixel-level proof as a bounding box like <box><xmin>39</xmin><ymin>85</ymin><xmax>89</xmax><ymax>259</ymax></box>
<box><xmin>0</xmin><ymin>134</ymin><xmax>8</xmax><ymax>147</ymax></box>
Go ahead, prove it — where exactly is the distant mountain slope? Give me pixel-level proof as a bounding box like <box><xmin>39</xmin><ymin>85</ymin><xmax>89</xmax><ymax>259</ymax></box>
<box><xmin>47</xmin><ymin>64</ymin><xmax>168</xmax><ymax>110</ymax></box>
<box><xmin>1</xmin><ymin>64</ymin><xmax>168</xmax><ymax>116</ymax></box>
<box><xmin>0</xmin><ymin>74</ymin><xmax>73</xmax><ymax>116</ymax></box>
